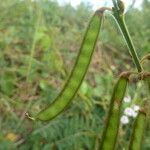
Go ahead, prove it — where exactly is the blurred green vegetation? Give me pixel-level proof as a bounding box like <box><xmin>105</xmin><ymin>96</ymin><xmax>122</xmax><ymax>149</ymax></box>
<box><xmin>0</xmin><ymin>0</ymin><xmax>150</xmax><ymax>149</ymax></box>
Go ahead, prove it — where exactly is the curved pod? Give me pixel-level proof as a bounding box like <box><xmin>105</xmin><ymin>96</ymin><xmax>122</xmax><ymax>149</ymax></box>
<box><xmin>99</xmin><ymin>72</ymin><xmax>129</xmax><ymax>150</ymax></box>
<box><xmin>36</xmin><ymin>9</ymin><xmax>104</xmax><ymax>121</ymax></box>
<box><xmin>128</xmin><ymin>110</ymin><xmax>146</xmax><ymax>150</ymax></box>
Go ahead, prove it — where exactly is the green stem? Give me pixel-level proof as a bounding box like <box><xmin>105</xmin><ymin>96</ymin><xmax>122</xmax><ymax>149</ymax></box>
<box><xmin>112</xmin><ymin>0</ymin><xmax>143</xmax><ymax>72</ymax></box>
<box><xmin>116</xmin><ymin>16</ymin><xmax>142</xmax><ymax>72</ymax></box>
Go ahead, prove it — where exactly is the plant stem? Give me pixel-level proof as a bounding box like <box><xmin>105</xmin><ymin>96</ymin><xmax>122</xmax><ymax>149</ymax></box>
<box><xmin>112</xmin><ymin>0</ymin><xmax>143</xmax><ymax>72</ymax></box>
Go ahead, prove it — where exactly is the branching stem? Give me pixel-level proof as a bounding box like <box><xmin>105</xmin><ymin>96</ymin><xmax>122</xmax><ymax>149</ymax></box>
<box><xmin>112</xmin><ymin>0</ymin><xmax>143</xmax><ymax>72</ymax></box>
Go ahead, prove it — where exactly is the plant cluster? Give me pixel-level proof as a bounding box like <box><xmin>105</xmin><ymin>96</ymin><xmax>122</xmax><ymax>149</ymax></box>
<box><xmin>0</xmin><ymin>0</ymin><xmax>150</xmax><ymax>149</ymax></box>
<box><xmin>29</xmin><ymin>0</ymin><xmax>150</xmax><ymax>149</ymax></box>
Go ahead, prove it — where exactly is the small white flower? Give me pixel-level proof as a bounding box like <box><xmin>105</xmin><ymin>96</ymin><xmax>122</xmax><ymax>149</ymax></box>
<box><xmin>132</xmin><ymin>105</ymin><xmax>140</xmax><ymax>112</ymax></box>
<box><xmin>123</xmin><ymin>96</ymin><xmax>131</xmax><ymax>103</ymax></box>
<box><xmin>124</xmin><ymin>107</ymin><xmax>134</xmax><ymax>117</ymax></box>
<box><xmin>121</xmin><ymin>115</ymin><xmax>129</xmax><ymax>124</ymax></box>
<box><xmin>132</xmin><ymin>111</ymin><xmax>138</xmax><ymax>118</ymax></box>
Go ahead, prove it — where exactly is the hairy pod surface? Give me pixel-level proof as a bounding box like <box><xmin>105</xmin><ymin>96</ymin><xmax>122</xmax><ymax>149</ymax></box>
<box><xmin>99</xmin><ymin>72</ymin><xmax>129</xmax><ymax>150</ymax></box>
<box><xmin>128</xmin><ymin>110</ymin><xmax>146</xmax><ymax>150</ymax></box>
<box><xmin>36</xmin><ymin>10</ymin><xmax>104</xmax><ymax>121</ymax></box>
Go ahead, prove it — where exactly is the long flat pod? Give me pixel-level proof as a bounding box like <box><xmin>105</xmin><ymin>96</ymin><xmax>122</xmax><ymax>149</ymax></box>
<box><xmin>99</xmin><ymin>72</ymin><xmax>130</xmax><ymax>150</ymax></box>
<box><xmin>36</xmin><ymin>9</ymin><xmax>105</xmax><ymax>121</ymax></box>
<box><xmin>128</xmin><ymin>110</ymin><xmax>146</xmax><ymax>150</ymax></box>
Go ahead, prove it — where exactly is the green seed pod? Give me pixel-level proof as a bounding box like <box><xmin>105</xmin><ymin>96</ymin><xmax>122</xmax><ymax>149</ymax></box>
<box><xmin>35</xmin><ymin>9</ymin><xmax>104</xmax><ymax>121</ymax></box>
<box><xmin>128</xmin><ymin>109</ymin><xmax>146</xmax><ymax>150</ymax></box>
<box><xmin>99</xmin><ymin>72</ymin><xmax>130</xmax><ymax>150</ymax></box>
<box><xmin>117</xmin><ymin>0</ymin><xmax>125</xmax><ymax>15</ymax></box>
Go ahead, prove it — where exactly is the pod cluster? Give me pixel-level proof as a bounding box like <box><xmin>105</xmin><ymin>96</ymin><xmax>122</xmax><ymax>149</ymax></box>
<box><xmin>32</xmin><ymin>5</ymin><xmax>150</xmax><ymax>150</ymax></box>
<box><xmin>99</xmin><ymin>72</ymin><xmax>150</xmax><ymax>150</ymax></box>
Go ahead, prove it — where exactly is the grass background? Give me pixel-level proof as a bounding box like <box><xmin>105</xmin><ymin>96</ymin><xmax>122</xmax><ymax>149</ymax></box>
<box><xmin>0</xmin><ymin>0</ymin><xmax>150</xmax><ymax>149</ymax></box>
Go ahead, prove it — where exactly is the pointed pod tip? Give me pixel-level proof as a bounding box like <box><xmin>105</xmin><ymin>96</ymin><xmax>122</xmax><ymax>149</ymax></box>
<box><xmin>25</xmin><ymin>112</ymin><xmax>36</xmax><ymax>121</ymax></box>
